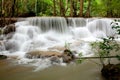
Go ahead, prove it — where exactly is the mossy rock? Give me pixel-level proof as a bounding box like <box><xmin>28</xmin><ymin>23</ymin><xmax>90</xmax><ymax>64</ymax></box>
<box><xmin>101</xmin><ymin>64</ymin><xmax>120</xmax><ymax>80</ymax></box>
<box><xmin>0</xmin><ymin>55</ymin><xmax>7</xmax><ymax>60</ymax></box>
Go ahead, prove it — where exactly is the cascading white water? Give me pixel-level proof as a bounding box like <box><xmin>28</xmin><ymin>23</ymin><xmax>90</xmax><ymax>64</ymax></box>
<box><xmin>67</xmin><ymin>18</ymin><xmax>87</xmax><ymax>27</ymax></box>
<box><xmin>0</xmin><ymin>17</ymin><xmax>117</xmax><ymax>71</ymax></box>
<box><xmin>26</xmin><ymin>17</ymin><xmax>68</xmax><ymax>33</ymax></box>
<box><xmin>87</xmin><ymin>18</ymin><xmax>115</xmax><ymax>38</ymax></box>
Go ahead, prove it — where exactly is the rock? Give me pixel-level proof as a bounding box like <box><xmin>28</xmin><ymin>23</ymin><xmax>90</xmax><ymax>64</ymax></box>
<box><xmin>25</xmin><ymin>50</ymin><xmax>62</xmax><ymax>59</ymax></box>
<box><xmin>101</xmin><ymin>64</ymin><xmax>120</xmax><ymax>80</ymax></box>
<box><xmin>0</xmin><ymin>55</ymin><xmax>7</xmax><ymax>60</ymax></box>
<box><xmin>3</xmin><ymin>24</ymin><xmax>16</xmax><ymax>34</ymax></box>
<box><xmin>50</xmin><ymin>56</ymin><xmax>60</xmax><ymax>63</ymax></box>
<box><xmin>26</xmin><ymin>49</ymin><xmax>76</xmax><ymax>63</ymax></box>
<box><xmin>62</xmin><ymin>49</ymin><xmax>75</xmax><ymax>63</ymax></box>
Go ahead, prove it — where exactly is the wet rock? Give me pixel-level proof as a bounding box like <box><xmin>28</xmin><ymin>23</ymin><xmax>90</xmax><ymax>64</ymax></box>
<box><xmin>26</xmin><ymin>49</ymin><xmax>76</xmax><ymax>63</ymax></box>
<box><xmin>0</xmin><ymin>55</ymin><xmax>7</xmax><ymax>60</ymax></box>
<box><xmin>101</xmin><ymin>64</ymin><xmax>120</xmax><ymax>80</ymax></box>
<box><xmin>50</xmin><ymin>56</ymin><xmax>60</xmax><ymax>63</ymax></box>
<box><xmin>3</xmin><ymin>24</ymin><xmax>16</xmax><ymax>34</ymax></box>
<box><xmin>25</xmin><ymin>50</ymin><xmax>62</xmax><ymax>59</ymax></box>
<box><xmin>62</xmin><ymin>49</ymin><xmax>75</xmax><ymax>63</ymax></box>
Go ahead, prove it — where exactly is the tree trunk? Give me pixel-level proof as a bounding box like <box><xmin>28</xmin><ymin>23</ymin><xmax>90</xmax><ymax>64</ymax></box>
<box><xmin>73</xmin><ymin>0</ymin><xmax>77</xmax><ymax>17</ymax></box>
<box><xmin>1</xmin><ymin>0</ymin><xmax>4</xmax><ymax>17</ymax></box>
<box><xmin>59</xmin><ymin>0</ymin><xmax>65</xmax><ymax>17</ymax></box>
<box><xmin>79</xmin><ymin>0</ymin><xmax>84</xmax><ymax>17</ymax></box>
<box><xmin>11</xmin><ymin>0</ymin><xmax>16</xmax><ymax>17</ymax></box>
<box><xmin>85</xmin><ymin>0</ymin><xmax>91</xmax><ymax>17</ymax></box>
<box><xmin>35</xmin><ymin>0</ymin><xmax>38</xmax><ymax>16</ymax></box>
<box><xmin>0</xmin><ymin>0</ymin><xmax>2</xmax><ymax>27</ymax></box>
<box><xmin>16</xmin><ymin>0</ymin><xmax>18</xmax><ymax>17</ymax></box>
<box><xmin>0</xmin><ymin>0</ymin><xmax>5</xmax><ymax>27</ymax></box>
<box><xmin>53</xmin><ymin>0</ymin><xmax>56</xmax><ymax>16</ymax></box>
<box><xmin>106</xmin><ymin>0</ymin><xmax>113</xmax><ymax>17</ymax></box>
<box><xmin>1</xmin><ymin>0</ymin><xmax>2</xmax><ymax>17</ymax></box>
<box><xmin>64</xmin><ymin>0</ymin><xmax>68</xmax><ymax>15</ymax></box>
<box><xmin>59</xmin><ymin>0</ymin><xmax>62</xmax><ymax>16</ymax></box>
<box><xmin>70</xmin><ymin>0</ymin><xmax>73</xmax><ymax>17</ymax></box>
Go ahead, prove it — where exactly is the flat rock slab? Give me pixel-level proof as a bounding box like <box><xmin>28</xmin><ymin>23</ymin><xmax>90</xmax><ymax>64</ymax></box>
<box><xmin>25</xmin><ymin>50</ymin><xmax>62</xmax><ymax>59</ymax></box>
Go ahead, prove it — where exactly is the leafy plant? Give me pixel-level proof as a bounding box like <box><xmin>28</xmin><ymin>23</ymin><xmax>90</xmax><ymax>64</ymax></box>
<box><xmin>77</xmin><ymin>52</ymin><xmax>84</xmax><ymax>64</ymax></box>
<box><xmin>91</xmin><ymin>19</ymin><xmax>120</xmax><ymax>66</ymax></box>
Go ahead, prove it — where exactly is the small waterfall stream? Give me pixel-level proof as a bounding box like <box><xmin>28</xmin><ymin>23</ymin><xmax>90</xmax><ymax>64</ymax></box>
<box><xmin>0</xmin><ymin>17</ymin><xmax>116</xmax><ymax>71</ymax></box>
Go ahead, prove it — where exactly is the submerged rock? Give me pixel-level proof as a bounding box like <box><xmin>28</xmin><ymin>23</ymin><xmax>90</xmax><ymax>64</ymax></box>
<box><xmin>101</xmin><ymin>64</ymin><xmax>120</xmax><ymax>80</ymax></box>
<box><xmin>0</xmin><ymin>55</ymin><xmax>7</xmax><ymax>60</ymax></box>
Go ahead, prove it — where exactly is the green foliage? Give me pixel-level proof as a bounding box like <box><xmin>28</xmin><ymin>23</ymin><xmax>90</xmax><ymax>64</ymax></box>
<box><xmin>77</xmin><ymin>52</ymin><xmax>84</xmax><ymax>64</ymax></box>
<box><xmin>1</xmin><ymin>0</ymin><xmax>120</xmax><ymax>17</ymax></box>
<box><xmin>91</xmin><ymin>0</ymin><xmax>120</xmax><ymax>17</ymax></box>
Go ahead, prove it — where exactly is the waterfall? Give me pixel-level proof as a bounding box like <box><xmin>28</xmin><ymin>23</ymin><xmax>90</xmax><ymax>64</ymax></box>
<box><xmin>25</xmin><ymin>17</ymin><xmax>68</xmax><ymax>33</ymax></box>
<box><xmin>1</xmin><ymin>17</ymin><xmax>116</xmax><ymax>53</ymax></box>
<box><xmin>67</xmin><ymin>18</ymin><xmax>87</xmax><ymax>27</ymax></box>
<box><xmin>0</xmin><ymin>17</ymin><xmax>118</xmax><ymax>71</ymax></box>
<box><xmin>87</xmin><ymin>18</ymin><xmax>115</xmax><ymax>38</ymax></box>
